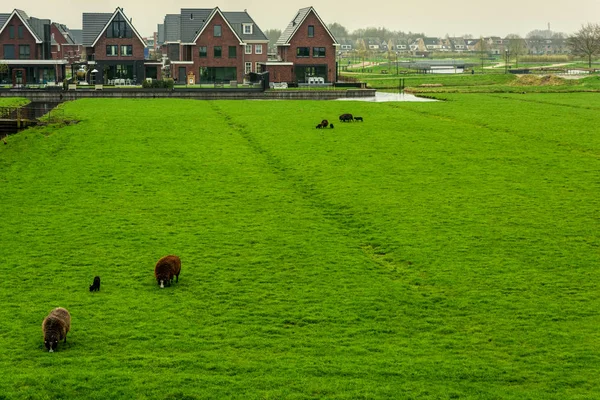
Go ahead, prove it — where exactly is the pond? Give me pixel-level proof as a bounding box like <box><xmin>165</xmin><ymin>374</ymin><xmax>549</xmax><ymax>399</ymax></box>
<box><xmin>337</xmin><ymin>92</ymin><xmax>437</xmax><ymax>102</ymax></box>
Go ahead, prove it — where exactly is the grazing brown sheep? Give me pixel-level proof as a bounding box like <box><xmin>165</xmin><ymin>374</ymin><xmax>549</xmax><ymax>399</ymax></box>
<box><xmin>339</xmin><ymin>113</ymin><xmax>353</xmax><ymax>122</ymax></box>
<box><xmin>42</xmin><ymin>307</ymin><xmax>71</xmax><ymax>352</ymax></box>
<box><xmin>154</xmin><ymin>255</ymin><xmax>181</xmax><ymax>288</ymax></box>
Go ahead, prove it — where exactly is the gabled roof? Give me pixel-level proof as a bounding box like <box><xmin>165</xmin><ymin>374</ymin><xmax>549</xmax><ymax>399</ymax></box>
<box><xmin>83</xmin><ymin>7</ymin><xmax>146</xmax><ymax>47</ymax></box>
<box><xmin>276</xmin><ymin>7</ymin><xmax>338</xmax><ymax>46</ymax></box>
<box><xmin>191</xmin><ymin>7</ymin><xmax>242</xmax><ymax>44</ymax></box>
<box><xmin>164</xmin><ymin>14</ymin><xmax>181</xmax><ymax>42</ymax></box>
<box><xmin>53</xmin><ymin>23</ymin><xmax>76</xmax><ymax>45</ymax></box>
<box><xmin>222</xmin><ymin>11</ymin><xmax>268</xmax><ymax>42</ymax></box>
<box><xmin>69</xmin><ymin>29</ymin><xmax>83</xmax><ymax>45</ymax></box>
<box><xmin>181</xmin><ymin>8</ymin><xmax>213</xmax><ymax>43</ymax></box>
<box><xmin>82</xmin><ymin>13</ymin><xmax>112</xmax><ymax>46</ymax></box>
<box><xmin>0</xmin><ymin>9</ymin><xmax>43</xmax><ymax>43</ymax></box>
<box><xmin>0</xmin><ymin>14</ymin><xmax>10</xmax><ymax>29</ymax></box>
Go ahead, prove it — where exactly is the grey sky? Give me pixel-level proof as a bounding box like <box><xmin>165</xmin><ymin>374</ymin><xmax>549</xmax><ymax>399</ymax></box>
<box><xmin>10</xmin><ymin>0</ymin><xmax>600</xmax><ymax>38</ymax></box>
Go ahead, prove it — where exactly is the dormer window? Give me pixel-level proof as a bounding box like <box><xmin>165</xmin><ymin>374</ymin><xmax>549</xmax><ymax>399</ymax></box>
<box><xmin>242</xmin><ymin>23</ymin><xmax>253</xmax><ymax>35</ymax></box>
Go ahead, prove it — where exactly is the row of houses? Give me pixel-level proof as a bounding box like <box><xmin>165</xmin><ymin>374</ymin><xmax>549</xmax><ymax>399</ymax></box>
<box><xmin>339</xmin><ymin>36</ymin><xmax>570</xmax><ymax>55</ymax></box>
<box><xmin>0</xmin><ymin>6</ymin><xmax>339</xmax><ymax>86</ymax></box>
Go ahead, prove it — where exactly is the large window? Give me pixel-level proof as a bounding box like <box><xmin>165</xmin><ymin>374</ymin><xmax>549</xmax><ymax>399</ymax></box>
<box><xmin>214</xmin><ymin>46</ymin><xmax>222</xmax><ymax>58</ymax></box>
<box><xmin>308</xmin><ymin>25</ymin><xmax>314</xmax><ymax>38</ymax></box>
<box><xmin>8</xmin><ymin>26</ymin><xmax>14</xmax><ymax>39</ymax></box>
<box><xmin>255</xmin><ymin>45</ymin><xmax>263</xmax><ymax>54</ymax></box>
<box><xmin>198</xmin><ymin>67</ymin><xmax>237</xmax><ymax>83</ymax></box>
<box><xmin>313</xmin><ymin>47</ymin><xmax>326</xmax><ymax>57</ymax></box>
<box><xmin>3</xmin><ymin>44</ymin><xmax>15</xmax><ymax>59</ymax></box>
<box><xmin>198</xmin><ymin>46</ymin><xmax>207</xmax><ymax>57</ymax></box>
<box><xmin>19</xmin><ymin>45</ymin><xmax>30</xmax><ymax>59</ymax></box>
<box><xmin>106</xmin><ymin>45</ymin><xmax>118</xmax><ymax>56</ymax></box>
<box><xmin>106</xmin><ymin>64</ymin><xmax>134</xmax><ymax>79</ymax></box>
<box><xmin>255</xmin><ymin>62</ymin><xmax>262</xmax><ymax>74</ymax></box>
<box><xmin>245</xmin><ymin>45</ymin><xmax>252</xmax><ymax>54</ymax></box>
<box><xmin>295</xmin><ymin>65</ymin><xmax>327</xmax><ymax>83</ymax></box>
<box><xmin>214</xmin><ymin>25</ymin><xmax>221</xmax><ymax>37</ymax></box>
<box><xmin>228</xmin><ymin>46</ymin><xmax>236</xmax><ymax>58</ymax></box>
<box><xmin>296</xmin><ymin>47</ymin><xmax>309</xmax><ymax>57</ymax></box>
<box><xmin>120</xmin><ymin>45</ymin><xmax>133</xmax><ymax>56</ymax></box>
<box><xmin>245</xmin><ymin>62</ymin><xmax>252</xmax><ymax>74</ymax></box>
<box><xmin>107</xmin><ymin>14</ymin><xmax>132</xmax><ymax>38</ymax></box>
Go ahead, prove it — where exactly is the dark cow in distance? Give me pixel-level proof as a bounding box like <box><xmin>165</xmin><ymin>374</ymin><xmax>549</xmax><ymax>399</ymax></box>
<box><xmin>339</xmin><ymin>114</ymin><xmax>353</xmax><ymax>122</ymax></box>
<box><xmin>154</xmin><ymin>255</ymin><xmax>182</xmax><ymax>288</ymax></box>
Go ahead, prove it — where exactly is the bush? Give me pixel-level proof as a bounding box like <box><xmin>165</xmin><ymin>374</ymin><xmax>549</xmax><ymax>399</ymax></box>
<box><xmin>142</xmin><ymin>79</ymin><xmax>174</xmax><ymax>89</ymax></box>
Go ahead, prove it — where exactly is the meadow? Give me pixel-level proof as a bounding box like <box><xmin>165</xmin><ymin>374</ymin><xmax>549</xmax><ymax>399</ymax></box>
<box><xmin>0</xmin><ymin>95</ymin><xmax>599</xmax><ymax>399</ymax></box>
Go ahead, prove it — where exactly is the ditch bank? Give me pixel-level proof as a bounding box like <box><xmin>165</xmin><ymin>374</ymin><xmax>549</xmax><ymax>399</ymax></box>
<box><xmin>0</xmin><ymin>88</ymin><xmax>377</xmax><ymax>102</ymax></box>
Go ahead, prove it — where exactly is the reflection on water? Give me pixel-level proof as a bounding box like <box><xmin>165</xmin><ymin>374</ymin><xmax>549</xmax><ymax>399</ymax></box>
<box><xmin>338</xmin><ymin>92</ymin><xmax>437</xmax><ymax>102</ymax></box>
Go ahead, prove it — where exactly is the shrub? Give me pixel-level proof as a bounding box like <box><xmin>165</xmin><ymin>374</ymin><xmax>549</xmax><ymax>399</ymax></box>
<box><xmin>142</xmin><ymin>79</ymin><xmax>174</xmax><ymax>89</ymax></box>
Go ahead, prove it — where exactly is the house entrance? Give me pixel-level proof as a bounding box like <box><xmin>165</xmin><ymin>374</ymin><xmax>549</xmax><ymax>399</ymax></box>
<box><xmin>12</xmin><ymin>69</ymin><xmax>26</xmax><ymax>86</ymax></box>
<box><xmin>178</xmin><ymin>67</ymin><xmax>186</xmax><ymax>84</ymax></box>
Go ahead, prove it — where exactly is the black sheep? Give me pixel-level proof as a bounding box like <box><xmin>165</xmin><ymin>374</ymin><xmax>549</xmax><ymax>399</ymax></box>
<box><xmin>355</xmin><ymin>116</ymin><xmax>363</xmax><ymax>122</ymax></box>
<box><xmin>89</xmin><ymin>276</ymin><xmax>100</xmax><ymax>292</ymax></box>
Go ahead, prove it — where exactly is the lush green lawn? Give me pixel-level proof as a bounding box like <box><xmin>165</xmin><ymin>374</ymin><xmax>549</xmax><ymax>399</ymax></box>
<box><xmin>1</xmin><ymin>95</ymin><xmax>599</xmax><ymax>399</ymax></box>
<box><xmin>0</xmin><ymin>97</ymin><xmax>29</xmax><ymax>108</ymax></box>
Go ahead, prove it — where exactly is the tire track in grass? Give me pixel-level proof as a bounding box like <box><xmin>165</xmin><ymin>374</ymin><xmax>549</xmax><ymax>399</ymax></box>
<box><xmin>207</xmin><ymin>101</ymin><xmax>415</xmax><ymax>274</ymax></box>
<box><xmin>485</xmin><ymin>93</ymin><xmax>600</xmax><ymax>112</ymax></box>
<box><xmin>384</xmin><ymin>102</ymin><xmax>600</xmax><ymax>159</ymax></box>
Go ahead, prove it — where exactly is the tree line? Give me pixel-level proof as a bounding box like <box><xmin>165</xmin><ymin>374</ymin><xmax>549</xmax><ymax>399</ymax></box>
<box><xmin>263</xmin><ymin>22</ymin><xmax>600</xmax><ymax>68</ymax></box>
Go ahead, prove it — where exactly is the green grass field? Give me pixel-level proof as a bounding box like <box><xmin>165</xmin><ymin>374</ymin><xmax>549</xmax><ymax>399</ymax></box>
<box><xmin>1</xmin><ymin>95</ymin><xmax>599</xmax><ymax>399</ymax></box>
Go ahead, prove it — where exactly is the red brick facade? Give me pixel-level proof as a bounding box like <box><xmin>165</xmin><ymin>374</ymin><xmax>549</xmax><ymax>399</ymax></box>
<box><xmin>276</xmin><ymin>9</ymin><xmax>337</xmax><ymax>83</ymax></box>
<box><xmin>93</xmin><ymin>34</ymin><xmax>145</xmax><ymax>60</ymax></box>
<box><xmin>0</xmin><ymin>14</ymin><xmax>39</xmax><ymax>59</ymax></box>
<box><xmin>263</xmin><ymin>63</ymin><xmax>294</xmax><ymax>83</ymax></box>
<box><xmin>173</xmin><ymin>11</ymin><xmax>268</xmax><ymax>83</ymax></box>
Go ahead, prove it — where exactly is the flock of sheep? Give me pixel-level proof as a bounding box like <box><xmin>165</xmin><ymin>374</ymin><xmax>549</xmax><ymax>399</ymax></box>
<box><xmin>316</xmin><ymin>113</ymin><xmax>364</xmax><ymax>129</ymax></box>
<box><xmin>42</xmin><ymin>254</ymin><xmax>181</xmax><ymax>352</ymax></box>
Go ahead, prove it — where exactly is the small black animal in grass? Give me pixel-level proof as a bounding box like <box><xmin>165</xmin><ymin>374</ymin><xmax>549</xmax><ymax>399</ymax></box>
<box><xmin>354</xmin><ymin>116</ymin><xmax>363</xmax><ymax>122</ymax></box>
<box><xmin>89</xmin><ymin>276</ymin><xmax>101</xmax><ymax>292</ymax></box>
<box><xmin>329</xmin><ymin>123</ymin><xmax>334</xmax><ymax>129</ymax></box>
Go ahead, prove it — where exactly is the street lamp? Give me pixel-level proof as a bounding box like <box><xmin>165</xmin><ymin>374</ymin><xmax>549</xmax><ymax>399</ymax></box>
<box><xmin>505</xmin><ymin>49</ymin><xmax>509</xmax><ymax>74</ymax></box>
<box><xmin>396</xmin><ymin>52</ymin><xmax>399</xmax><ymax>75</ymax></box>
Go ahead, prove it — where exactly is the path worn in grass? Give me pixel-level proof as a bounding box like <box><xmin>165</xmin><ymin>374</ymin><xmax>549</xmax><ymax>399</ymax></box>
<box><xmin>0</xmin><ymin>96</ymin><xmax>598</xmax><ymax>399</ymax></box>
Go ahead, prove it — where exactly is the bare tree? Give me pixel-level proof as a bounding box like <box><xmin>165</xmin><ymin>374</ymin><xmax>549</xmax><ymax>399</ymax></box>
<box><xmin>567</xmin><ymin>23</ymin><xmax>600</xmax><ymax>68</ymax></box>
<box><xmin>506</xmin><ymin>34</ymin><xmax>526</xmax><ymax>68</ymax></box>
<box><xmin>264</xmin><ymin>29</ymin><xmax>282</xmax><ymax>53</ymax></box>
<box><xmin>475</xmin><ymin>37</ymin><xmax>489</xmax><ymax>71</ymax></box>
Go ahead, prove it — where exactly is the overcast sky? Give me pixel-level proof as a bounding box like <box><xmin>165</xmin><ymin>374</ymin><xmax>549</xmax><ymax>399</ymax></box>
<box><xmin>11</xmin><ymin>0</ymin><xmax>600</xmax><ymax>38</ymax></box>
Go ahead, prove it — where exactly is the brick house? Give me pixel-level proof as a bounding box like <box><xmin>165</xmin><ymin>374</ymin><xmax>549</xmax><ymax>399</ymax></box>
<box><xmin>51</xmin><ymin>23</ymin><xmax>83</xmax><ymax>66</ymax></box>
<box><xmin>266</xmin><ymin>7</ymin><xmax>339</xmax><ymax>84</ymax></box>
<box><xmin>82</xmin><ymin>7</ymin><xmax>149</xmax><ymax>84</ymax></box>
<box><xmin>0</xmin><ymin>9</ymin><xmax>69</xmax><ymax>85</ymax></box>
<box><xmin>162</xmin><ymin>7</ymin><xmax>268</xmax><ymax>84</ymax></box>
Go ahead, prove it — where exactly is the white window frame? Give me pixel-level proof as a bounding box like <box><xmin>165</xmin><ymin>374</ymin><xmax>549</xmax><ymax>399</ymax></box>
<box><xmin>254</xmin><ymin>44</ymin><xmax>263</xmax><ymax>54</ymax></box>
<box><xmin>255</xmin><ymin>62</ymin><xmax>262</xmax><ymax>74</ymax></box>
<box><xmin>245</xmin><ymin>62</ymin><xmax>252</xmax><ymax>74</ymax></box>
<box><xmin>242</xmin><ymin>23</ymin><xmax>253</xmax><ymax>35</ymax></box>
<box><xmin>245</xmin><ymin>44</ymin><xmax>252</xmax><ymax>54</ymax></box>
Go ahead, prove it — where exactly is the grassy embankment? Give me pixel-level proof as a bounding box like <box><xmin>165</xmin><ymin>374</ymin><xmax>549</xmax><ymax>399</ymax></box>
<box><xmin>0</xmin><ymin>97</ymin><xmax>29</xmax><ymax>108</ymax></box>
<box><xmin>0</xmin><ymin>96</ymin><xmax>599</xmax><ymax>399</ymax></box>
